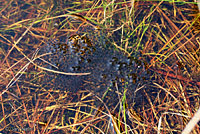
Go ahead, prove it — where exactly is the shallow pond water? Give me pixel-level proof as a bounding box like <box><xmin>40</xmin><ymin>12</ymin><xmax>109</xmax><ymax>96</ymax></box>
<box><xmin>1</xmin><ymin>1</ymin><xmax>200</xmax><ymax>133</ymax></box>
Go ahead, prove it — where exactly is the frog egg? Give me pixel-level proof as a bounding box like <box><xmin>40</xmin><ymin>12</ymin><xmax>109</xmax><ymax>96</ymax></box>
<box><xmin>73</xmin><ymin>57</ymin><xmax>79</xmax><ymax>65</ymax></box>
<box><xmin>59</xmin><ymin>50</ymin><xmax>64</xmax><ymax>55</ymax></box>
<box><xmin>68</xmin><ymin>66</ymin><xmax>74</xmax><ymax>71</ymax></box>
<box><xmin>80</xmin><ymin>58</ymin><xmax>88</xmax><ymax>64</ymax></box>
<box><xmin>79</xmin><ymin>48</ymin><xmax>86</xmax><ymax>55</ymax></box>
<box><xmin>61</xmin><ymin>44</ymin><xmax>67</xmax><ymax>49</ymax></box>
<box><xmin>106</xmin><ymin>58</ymin><xmax>113</xmax><ymax>67</ymax></box>
<box><xmin>75</xmin><ymin>51</ymin><xmax>82</xmax><ymax>55</ymax></box>
<box><xmin>119</xmin><ymin>77</ymin><xmax>126</xmax><ymax>83</ymax></box>
<box><xmin>72</xmin><ymin>66</ymin><xmax>81</xmax><ymax>71</ymax></box>
<box><xmin>124</xmin><ymin>75</ymin><xmax>129</xmax><ymax>80</ymax></box>
<box><xmin>78</xmin><ymin>39</ymin><xmax>83</xmax><ymax>43</ymax></box>
<box><xmin>68</xmin><ymin>41</ymin><xmax>76</xmax><ymax>47</ymax></box>
<box><xmin>103</xmin><ymin>73</ymin><xmax>112</xmax><ymax>80</ymax></box>
<box><xmin>80</xmin><ymin>41</ymin><xmax>88</xmax><ymax>47</ymax></box>
<box><xmin>69</xmin><ymin>47</ymin><xmax>74</xmax><ymax>53</ymax></box>
<box><xmin>78</xmin><ymin>57</ymin><xmax>85</xmax><ymax>63</ymax></box>
<box><xmin>119</xmin><ymin>62</ymin><xmax>128</xmax><ymax>70</ymax></box>
<box><xmin>85</xmin><ymin>59</ymin><xmax>91</xmax><ymax>64</ymax></box>
<box><xmin>117</xmin><ymin>70</ymin><xmax>121</xmax><ymax>75</ymax></box>
<box><xmin>125</xmin><ymin>57</ymin><xmax>131</xmax><ymax>64</ymax></box>
<box><xmin>129</xmin><ymin>75</ymin><xmax>138</xmax><ymax>83</ymax></box>
<box><xmin>49</xmin><ymin>46</ymin><xmax>56</xmax><ymax>53</ymax></box>
<box><xmin>100</xmin><ymin>74</ymin><xmax>107</xmax><ymax>79</ymax></box>
<box><xmin>111</xmin><ymin>57</ymin><xmax>118</xmax><ymax>65</ymax></box>
<box><xmin>129</xmin><ymin>78</ymin><xmax>136</xmax><ymax>84</ymax></box>
<box><xmin>115</xmin><ymin>64</ymin><xmax>120</xmax><ymax>71</ymax></box>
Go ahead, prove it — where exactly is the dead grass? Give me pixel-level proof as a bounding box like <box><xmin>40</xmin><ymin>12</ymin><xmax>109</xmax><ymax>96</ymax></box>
<box><xmin>0</xmin><ymin>0</ymin><xmax>200</xmax><ymax>133</ymax></box>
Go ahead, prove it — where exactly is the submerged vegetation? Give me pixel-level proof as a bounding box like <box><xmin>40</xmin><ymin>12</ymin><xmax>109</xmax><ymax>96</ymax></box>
<box><xmin>0</xmin><ymin>0</ymin><xmax>200</xmax><ymax>133</ymax></box>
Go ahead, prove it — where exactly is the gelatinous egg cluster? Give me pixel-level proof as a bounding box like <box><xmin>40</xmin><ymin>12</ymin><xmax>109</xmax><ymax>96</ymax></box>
<box><xmin>42</xmin><ymin>33</ymin><xmax>149</xmax><ymax>95</ymax></box>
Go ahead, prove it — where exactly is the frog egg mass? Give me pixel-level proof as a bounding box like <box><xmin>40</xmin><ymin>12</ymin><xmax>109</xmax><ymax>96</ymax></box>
<box><xmin>41</xmin><ymin>33</ymin><xmax>150</xmax><ymax>98</ymax></box>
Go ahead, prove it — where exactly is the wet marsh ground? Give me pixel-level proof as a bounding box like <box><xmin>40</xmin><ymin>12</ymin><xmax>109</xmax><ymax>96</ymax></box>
<box><xmin>0</xmin><ymin>0</ymin><xmax>200</xmax><ymax>133</ymax></box>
